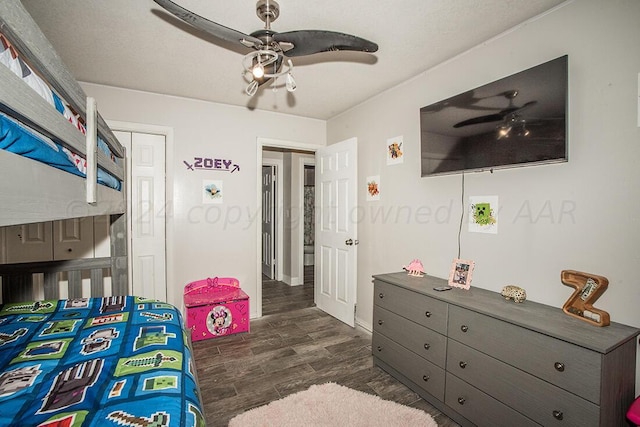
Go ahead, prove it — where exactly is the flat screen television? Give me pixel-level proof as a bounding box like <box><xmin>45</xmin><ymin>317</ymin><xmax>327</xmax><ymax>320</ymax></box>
<box><xmin>420</xmin><ymin>55</ymin><xmax>567</xmax><ymax>176</ymax></box>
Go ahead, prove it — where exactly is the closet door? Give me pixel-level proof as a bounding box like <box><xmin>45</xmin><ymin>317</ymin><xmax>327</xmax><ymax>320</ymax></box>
<box><xmin>3</xmin><ymin>222</ymin><xmax>53</xmax><ymax>263</ymax></box>
<box><xmin>52</xmin><ymin>217</ymin><xmax>94</xmax><ymax>260</ymax></box>
<box><xmin>93</xmin><ymin>215</ymin><xmax>111</xmax><ymax>258</ymax></box>
<box><xmin>114</xmin><ymin>130</ymin><xmax>167</xmax><ymax>302</ymax></box>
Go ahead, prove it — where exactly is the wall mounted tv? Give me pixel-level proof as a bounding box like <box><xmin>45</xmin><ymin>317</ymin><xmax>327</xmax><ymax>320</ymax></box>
<box><xmin>420</xmin><ymin>55</ymin><xmax>567</xmax><ymax>176</ymax></box>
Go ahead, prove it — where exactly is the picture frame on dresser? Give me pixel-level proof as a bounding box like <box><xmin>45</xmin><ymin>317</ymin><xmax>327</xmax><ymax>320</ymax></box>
<box><xmin>448</xmin><ymin>258</ymin><xmax>474</xmax><ymax>289</ymax></box>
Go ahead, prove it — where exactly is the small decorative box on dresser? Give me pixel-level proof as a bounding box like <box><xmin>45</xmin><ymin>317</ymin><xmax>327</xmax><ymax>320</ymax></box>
<box><xmin>372</xmin><ymin>272</ymin><xmax>639</xmax><ymax>427</ymax></box>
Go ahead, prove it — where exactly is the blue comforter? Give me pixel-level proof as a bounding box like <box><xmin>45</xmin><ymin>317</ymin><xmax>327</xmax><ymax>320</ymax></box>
<box><xmin>0</xmin><ymin>296</ymin><xmax>204</xmax><ymax>426</ymax></box>
<box><xmin>0</xmin><ymin>113</ymin><xmax>122</xmax><ymax>190</ymax></box>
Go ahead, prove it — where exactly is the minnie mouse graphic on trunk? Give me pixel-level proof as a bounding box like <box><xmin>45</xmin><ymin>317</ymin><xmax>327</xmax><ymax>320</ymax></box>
<box><xmin>206</xmin><ymin>305</ymin><xmax>232</xmax><ymax>336</ymax></box>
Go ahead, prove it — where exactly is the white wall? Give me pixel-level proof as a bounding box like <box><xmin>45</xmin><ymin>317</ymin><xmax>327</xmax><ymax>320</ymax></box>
<box><xmin>81</xmin><ymin>83</ymin><xmax>326</xmax><ymax>317</ymax></box>
<box><xmin>328</xmin><ymin>0</ymin><xmax>640</xmax><ymax>388</ymax></box>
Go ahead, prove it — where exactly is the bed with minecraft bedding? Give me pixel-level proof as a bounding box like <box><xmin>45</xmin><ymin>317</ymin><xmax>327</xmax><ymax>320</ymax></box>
<box><xmin>0</xmin><ymin>296</ymin><xmax>204</xmax><ymax>426</ymax></box>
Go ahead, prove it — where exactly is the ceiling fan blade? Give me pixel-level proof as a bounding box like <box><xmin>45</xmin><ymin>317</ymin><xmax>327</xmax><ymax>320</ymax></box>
<box><xmin>453</xmin><ymin>101</ymin><xmax>539</xmax><ymax>128</ymax></box>
<box><xmin>453</xmin><ymin>114</ymin><xmax>505</xmax><ymax>128</ymax></box>
<box><xmin>152</xmin><ymin>0</ymin><xmax>263</xmax><ymax>48</ymax></box>
<box><xmin>273</xmin><ymin>30</ymin><xmax>378</xmax><ymax>57</ymax></box>
<box><xmin>514</xmin><ymin>100</ymin><xmax>537</xmax><ymax>113</ymax></box>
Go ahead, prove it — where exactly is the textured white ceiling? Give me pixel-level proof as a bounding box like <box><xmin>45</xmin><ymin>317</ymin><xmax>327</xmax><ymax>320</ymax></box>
<box><xmin>21</xmin><ymin>0</ymin><xmax>566</xmax><ymax>120</ymax></box>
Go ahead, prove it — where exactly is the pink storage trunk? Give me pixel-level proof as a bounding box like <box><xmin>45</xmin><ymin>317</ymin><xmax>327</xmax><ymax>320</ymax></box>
<box><xmin>184</xmin><ymin>277</ymin><xmax>250</xmax><ymax>342</ymax></box>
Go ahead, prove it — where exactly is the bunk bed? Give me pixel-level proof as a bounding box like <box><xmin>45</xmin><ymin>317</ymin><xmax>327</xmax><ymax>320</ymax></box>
<box><xmin>0</xmin><ymin>2</ymin><xmax>204</xmax><ymax>425</ymax></box>
<box><xmin>0</xmin><ymin>0</ymin><xmax>126</xmax><ymax>302</ymax></box>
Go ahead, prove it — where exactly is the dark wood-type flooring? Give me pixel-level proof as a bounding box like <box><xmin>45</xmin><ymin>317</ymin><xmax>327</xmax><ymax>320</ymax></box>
<box><xmin>192</xmin><ymin>266</ymin><xmax>459</xmax><ymax>426</ymax></box>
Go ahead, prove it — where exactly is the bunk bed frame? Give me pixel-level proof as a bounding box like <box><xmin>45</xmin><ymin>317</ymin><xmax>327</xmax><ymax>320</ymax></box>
<box><xmin>0</xmin><ymin>0</ymin><xmax>127</xmax><ymax>302</ymax></box>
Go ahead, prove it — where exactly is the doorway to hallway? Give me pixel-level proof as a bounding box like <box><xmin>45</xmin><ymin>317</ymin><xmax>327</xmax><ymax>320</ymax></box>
<box><xmin>256</xmin><ymin>137</ymin><xmax>358</xmax><ymax>327</ymax></box>
<box><xmin>261</xmin><ymin>146</ymin><xmax>315</xmax><ymax>316</ymax></box>
<box><xmin>256</xmin><ymin>138</ymin><xmax>320</xmax><ymax>318</ymax></box>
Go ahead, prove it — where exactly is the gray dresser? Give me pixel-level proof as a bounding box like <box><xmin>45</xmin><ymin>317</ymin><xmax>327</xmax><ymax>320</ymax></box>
<box><xmin>372</xmin><ymin>272</ymin><xmax>639</xmax><ymax>426</ymax></box>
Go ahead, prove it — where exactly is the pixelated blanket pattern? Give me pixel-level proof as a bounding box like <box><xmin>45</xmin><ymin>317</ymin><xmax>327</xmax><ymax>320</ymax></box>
<box><xmin>0</xmin><ymin>296</ymin><xmax>204</xmax><ymax>426</ymax></box>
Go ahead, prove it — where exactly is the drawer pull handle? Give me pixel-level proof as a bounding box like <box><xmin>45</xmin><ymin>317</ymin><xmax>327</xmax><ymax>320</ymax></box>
<box><xmin>377</xmin><ymin>346</ymin><xmax>383</xmax><ymax>352</ymax></box>
<box><xmin>379</xmin><ymin>293</ymin><xmax>384</xmax><ymax>299</ymax></box>
<box><xmin>457</xmin><ymin>397</ymin><xmax>465</xmax><ymax>405</ymax></box>
<box><xmin>459</xmin><ymin>361</ymin><xmax>467</xmax><ymax>369</ymax></box>
<box><xmin>378</xmin><ymin>320</ymin><xmax>384</xmax><ymax>325</ymax></box>
<box><xmin>552</xmin><ymin>410</ymin><xmax>564</xmax><ymax>420</ymax></box>
<box><xmin>461</xmin><ymin>325</ymin><xmax>469</xmax><ymax>332</ymax></box>
<box><xmin>425</xmin><ymin>311</ymin><xmax>432</xmax><ymax>318</ymax></box>
<box><xmin>422</xmin><ymin>375</ymin><xmax>430</xmax><ymax>382</ymax></box>
<box><xmin>423</xmin><ymin>343</ymin><xmax>430</xmax><ymax>350</ymax></box>
<box><xmin>554</xmin><ymin>362</ymin><xmax>565</xmax><ymax>372</ymax></box>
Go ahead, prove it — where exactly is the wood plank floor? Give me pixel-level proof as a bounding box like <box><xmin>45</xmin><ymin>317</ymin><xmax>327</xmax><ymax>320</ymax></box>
<box><xmin>192</xmin><ymin>268</ymin><xmax>460</xmax><ymax>426</ymax></box>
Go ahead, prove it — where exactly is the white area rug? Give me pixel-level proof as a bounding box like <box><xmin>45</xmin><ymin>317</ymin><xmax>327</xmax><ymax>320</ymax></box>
<box><xmin>228</xmin><ymin>382</ymin><xmax>438</xmax><ymax>427</ymax></box>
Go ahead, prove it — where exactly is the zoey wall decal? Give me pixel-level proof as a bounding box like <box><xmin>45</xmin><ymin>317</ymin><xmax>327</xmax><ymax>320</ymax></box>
<box><xmin>386</xmin><ymin>135</ymin><xmax>404</xmax><ymax>165</ymax></box>
<box><xmin>183</xmin><ymin>156</ymin><xmax>240</xmax><ymax>173</ymax></box>
<box><xmin>469</xmin><ymin>195</ymin><xmax>498</xmax><ymax>234</ymax></box>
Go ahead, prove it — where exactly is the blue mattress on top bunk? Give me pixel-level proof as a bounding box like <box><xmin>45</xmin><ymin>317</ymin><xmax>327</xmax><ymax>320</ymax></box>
<box><xmin>1</xmin><ymin>30</ymin><xmax>122</xmax><ymax>191</ymax></box>
<box><xmin>0</xmin><ymin>296</ymin><xmax>204</xmax><ymax>426</ymax></box>
<box><xmin>0</xmin><ymin>112</ymin><xmax>122</xmax><ymax>190</ymax></box>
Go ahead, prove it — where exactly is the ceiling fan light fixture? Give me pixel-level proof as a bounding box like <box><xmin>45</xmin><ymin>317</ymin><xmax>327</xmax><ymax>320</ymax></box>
<box><xmin>285</xmin><ymin>73</ymin><xmax>296</xmax><ymax>92</ymax></box>
<box><xmin>497</xmin><ymin>114</ymin><xmax>532</xmax><ymax>139</ymax></box>
<box><xmin>252</xmin><ymin>63</ymin><xmax>265</xmax><ymax>79</ymax></box>
<box><xmin>497</xmin><ymin>124</ymin><xmax>512</xmax><ymax>139</ymax></box>
<box><xmin>285</xmin><ymin>65</ymin><xmax>296</xmax><ymax>92</ymax></box>
<box><xmin>243</xmin><ymin>51</ymin><xmax>294</xmax><ymax>96</ymax></box>
<box><xmin>246</xmin><ymin>80</ymin><xmax>259</xmax><ymax>96</ymax></box>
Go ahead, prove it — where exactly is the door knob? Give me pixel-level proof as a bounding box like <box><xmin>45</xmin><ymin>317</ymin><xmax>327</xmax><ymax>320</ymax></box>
<box><xmin>345</xmin><ymin>239</ymin><xmax>353</xmax><ymax>246</ymax></box>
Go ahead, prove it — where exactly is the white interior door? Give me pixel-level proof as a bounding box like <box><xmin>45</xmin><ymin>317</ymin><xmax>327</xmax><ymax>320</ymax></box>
<box><xmin>52</xmin><ymin>217</ymin><xmax>94</xmax><ymax>260</ymax></box>
<box><xmin>4</xmin><ymin>222</ymin><xmax>53</xmax><ymax>263</ymax></box>
<box><xmin>315</xmin><ymin>137</ymin><xmax>358</xmax><ymax>327</ymax></box>
<box><xmin>115</xmin><ymin>131</ymin><xmax>167</xmax><ymax>302</ymax></box>
<box><xmin>262</xmin><ymin>165</ymin><xmax>276</xmax><ymax>279</ymax></box>
<box><xmin>4</xmin><ymin>217</ymin><xmax>102</xmax><ymax>263</ymax></box>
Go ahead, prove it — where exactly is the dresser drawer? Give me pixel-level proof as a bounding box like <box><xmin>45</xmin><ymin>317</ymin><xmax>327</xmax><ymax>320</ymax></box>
<box><xmin>445</xmin><ymin>373</ymin><xmax>539</xmax><ymax>427</ymax></box>
<box><xmin>448</xmin><ymin>305</ymin><xmax>601</xmax><ymax>403</ymax></box>
<box><xmin>372</xmin><ymin>332</ymin><xmax>445</xmax><ymax>400</ymax></box>
<box><xmin>447</xmin><ymin>339</ymin><xmax>600</xmax><ymax>426</ymax></box>
<box><xmin>373</xmin><ymin>306</ymin><xmax>447</xmax><ymax>368</ymax></box>
<box><xmin>374</xmin><ymin>279</ymin><xmax>448</xmax><ymax>334</ymax></box>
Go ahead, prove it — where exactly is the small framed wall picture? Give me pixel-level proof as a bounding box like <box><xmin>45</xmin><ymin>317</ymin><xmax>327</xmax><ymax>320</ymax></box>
<box><xmin>386</xmin><ymin>135</ymin><xmax>404</xmax><ymax>165</ymax></box>
<box><xmin>366</xmin><ymin>175</ymin><xmax>380</xmax><ymax>201</ymax></box>
<box><xmin>203</xmin><ymin>179</ymin><xmax>223</xmax><ymax>204</ymax></box>
<box><xmin>448</xmin><ymin>258</ymin><xmax>475</xmax><ymax>290</ymax></box>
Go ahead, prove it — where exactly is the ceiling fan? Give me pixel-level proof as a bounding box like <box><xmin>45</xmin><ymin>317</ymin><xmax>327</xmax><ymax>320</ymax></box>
<box><xmin>152</xmin><ymin>0</ymin><xmax>379</xmax><ymax>96</ymax></box>
<box><xmin>453</xmin><ymin>90</ymin><xmax>537</xmax><ymax>128</ymax></box>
